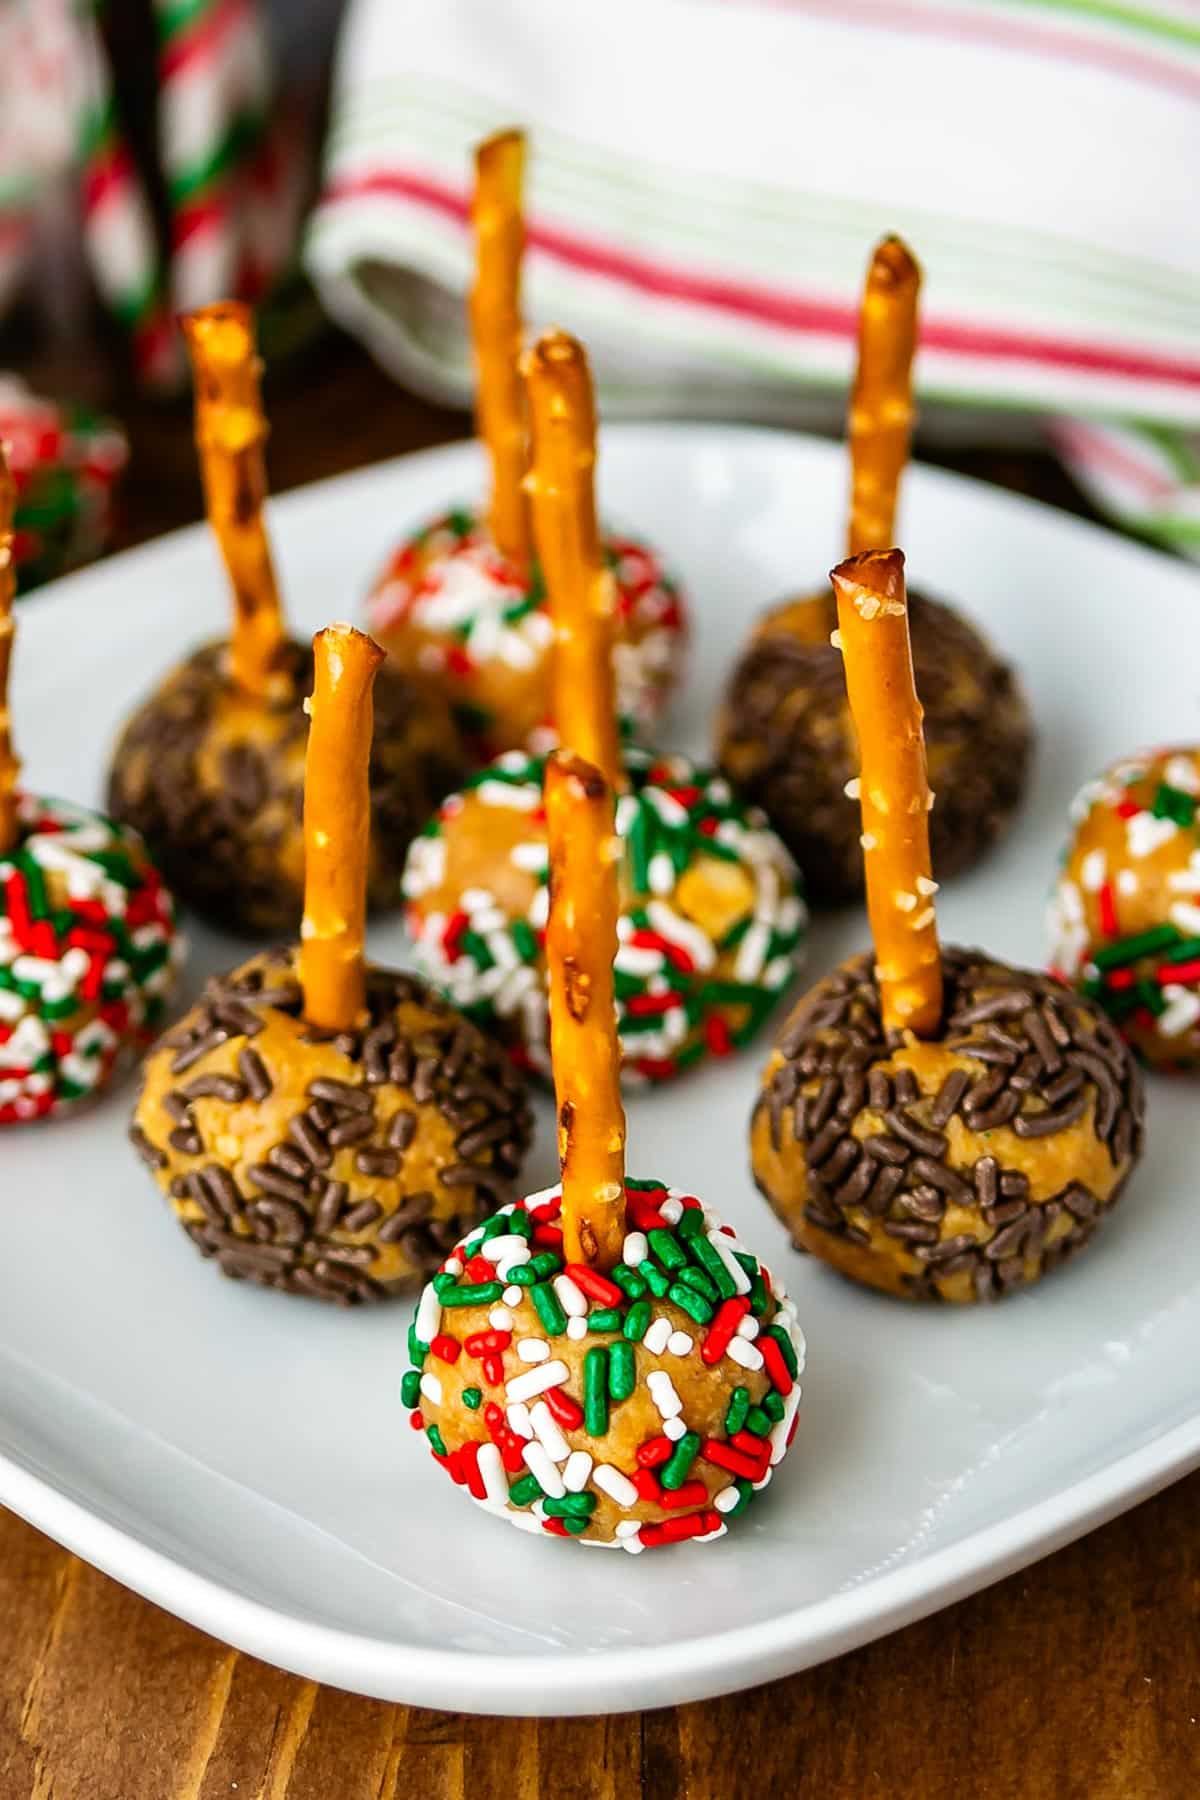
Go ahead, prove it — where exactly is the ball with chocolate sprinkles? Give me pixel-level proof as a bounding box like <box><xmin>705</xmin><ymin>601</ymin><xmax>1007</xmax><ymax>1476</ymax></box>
<box><xmin>130</xmin><ymin>947</ymin><xmax>534</xmax><ymax>1302</ymax></box>
<box><xmin>715</xmin><ymin>590</ymin><xmax>1034</xmax><ymax>905</ymax></box>
<box><xmin>405</xmin><ymin>1178</ymin><xmax>804</xmax><ymax>1548</ymax></box>
<box><xmin>751</xmin><ymin>946</ymin><xmax>1145</xmax><ymax>1302</ymax></box>
<box><xmin>106</xmin><ymin>637</ymin><xmax>466</xmax><ymax>936</ymax></box>
<box><xmin>1049</xmin><ymin>745</ymin><xmax>1200</xmax><ymax>1071</ymax></box>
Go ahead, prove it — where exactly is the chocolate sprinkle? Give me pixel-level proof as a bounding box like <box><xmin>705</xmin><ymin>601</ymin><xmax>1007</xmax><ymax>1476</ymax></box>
<box><xmin>754</xmin><ymin>946</ymin><xmax>1145</xmax><ymax>1302</ymax></box>
<box><xmin>718</xmin><ymin>591</ymin><xmax>1034</xmax><ymax>903</ymax></box>
<box><xmin>106</xmin><ymin>638</ymin><xmax>467</xmax><ymax>936</ymax></box>
<box><xmin>132</xmin><ymin>949</ymin><xmax>534</xmax><ymax>1305</ymax></box>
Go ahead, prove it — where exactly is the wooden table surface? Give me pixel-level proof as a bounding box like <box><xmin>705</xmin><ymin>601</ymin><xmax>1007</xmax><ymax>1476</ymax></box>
<box><xmin>3</xmin><ymin>329</ymin><xmax>1198</xmax><ymax>1800</ymax></box>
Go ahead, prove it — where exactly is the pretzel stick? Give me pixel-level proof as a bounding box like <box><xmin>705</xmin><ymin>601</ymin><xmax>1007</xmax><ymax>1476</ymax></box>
<box><xmin>847</xmin><ymin>236</ymin><xmax>921</xmax><ymax>559</ymax></box>
<box><xmin>0</xmin><ymin>446</ymin><xmax>17</xmax><ymax>853</ymax></box>
<box><xmin>831</xmin><ymin>549</ymin><xmax>942</xmax><ymax>1038</ymax></box>
<box><xmin>470</xmin><ymin>130</ymin><xmax>530</xmax><ymax>570</ymax></box>
<box><xmin>298</xmin><ymin>624</ymin><xmax>385</xmax><ymax>1033</ymax></box>
<box><xmin>182</xmin><ymin>303</ymin><xmax>289</xmax><ymax>701</ymax></box>
<box><xmin>545</xmin><ymin>749</ymin><xmax>627</xmax><ymax>1271</ymax></box>
<box><xmin>524</xmin><ymin>331</ymin><xmax>622</xmax><ymax>788</ymax></box>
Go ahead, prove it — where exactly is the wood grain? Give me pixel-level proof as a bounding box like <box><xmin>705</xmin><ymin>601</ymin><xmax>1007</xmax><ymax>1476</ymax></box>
<box><xmin>3</xmin><ymin>325</ymin><xmax>1193</xmax><ymax>1798</ymax></box>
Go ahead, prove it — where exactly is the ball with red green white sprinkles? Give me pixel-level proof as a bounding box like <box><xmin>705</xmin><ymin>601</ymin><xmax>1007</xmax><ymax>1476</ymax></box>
<box><xmin>0</xmin><ymin>794</ymin><xmax>183</xmax><ymax>1124</ymax></box>
<box><xmin>403</xmin><ymin>1181</ymin><xmax>805</xmax><ymax>1550</ymax></box>
<box><xmin>1049</xmin><ymin>745</ymin><xmax>1200</xmax><ymax>1071</ymax></box>
<box><xmin>366</xmin><ymin>507</ymin><xmax>687</xmax><ymax>762</ymax></box>
<box><xmin>401</xmin><ymin>746</ymin><xmax>806</xmax><ymax>1084</ymax></box>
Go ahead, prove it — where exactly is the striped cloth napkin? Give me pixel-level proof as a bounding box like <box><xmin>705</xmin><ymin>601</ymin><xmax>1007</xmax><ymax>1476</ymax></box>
<box><xmin>304</xmin><ymin>0</ymin><xmax>1200</xmax><ymax>556</ymax></box>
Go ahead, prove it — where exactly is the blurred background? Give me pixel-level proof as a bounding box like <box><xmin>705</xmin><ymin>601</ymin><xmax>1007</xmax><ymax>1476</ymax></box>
<box><xmin>1</xmin><ymin>0</ymin><xmax>1196</xmax><ymax>584</ymax></box>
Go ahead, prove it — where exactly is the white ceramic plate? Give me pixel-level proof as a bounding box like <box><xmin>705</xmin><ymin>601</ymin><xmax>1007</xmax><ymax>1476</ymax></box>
<box><xmin>2</xmin><ymin>425</ymin><xmax>1197</xmax><ymax>1716</ymax></box>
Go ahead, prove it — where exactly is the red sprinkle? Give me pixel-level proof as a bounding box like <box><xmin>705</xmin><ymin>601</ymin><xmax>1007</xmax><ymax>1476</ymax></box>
<box><xmin>705</xmin><ymin>1013</ymin><xmax>734</xmax><ymax>1057</ymax></box>
<box><xmin>444</xmin><ymin>1449</ymin><xmax>467</xmax><ymax>1487</ymax></box>
<box><xmin>565</xmin><ymin>1263</ymin><xmax>623</xmax><ymax>1307</ymax></box>
<box><xmin>543</xmin><ymin>1386</ymin><xmax>584</xmax><ymax>1429</ymax></box>
<box><xmin>464</xmin><ymin>1330</ymin><xmax>511</xmax><ymax>1355</ymax></box>
<box><xmin>441</xmin><ymin>910</ymin><xmax>469</xmax><ymax>960</ymax></box>
<box><xmin>409</xmin><ymin>1410</ymin><xmax>424</xmax><ymax>1431</ymax></box>
<box><xmin>1106</xmin><ymin>968</ymin><xmax>1136</xmax><ymax>990</ymax></box>
<box><xmin>1159</xmin><ymin>958</ymin><xmax>1200</xmax><ymax>985</ymax></box>
<box><xmin>533</xmin><ymin>1224</ymin><xmax>564</xmax><ymax>1250</ymax></box>
<box><xmin>760</xmin><ymin>1336</ymin><xmax>793</xmax><ymax>1397</ymax></box>
<box><xmin>639</xmin><ymin>1510</ymin><xmax>722</xmax><ymax>1548</ymax></box>
<box><xmin>1114</xmin><ymin>800</ymin><xmax>1140</xmax><ymax>819</ymax></box>
<box><xmin>458</xmin><ymin>1440</ymin><xmax>487</xmax><ymax>1501</ymax></box>
<box><xmin>626</xmin><ymin>1190</ymin><xmax>668</xmax><ymax>1231</ymax></box>
<box><xmin>430</xmin><ymin>1334</ymin><xmax>461</xmax><ymax>1363</ymax></box>
<box><xmin>461</xmin><ymin>1255</ymin><xmax>496</xmax><ymax>1285</ymax></box>
<box><xmin>1098</xmin><ymin>881</ymin><xmax>1120</xmax><ymax>938</ymax></box>
<box><xmin>481</xmin><ymin>1355</ymin><xmax>506</xmax><ymax>1387</ymax></box>
<box><xmin>541</xmin><ymin>1517</ymin><xmax>571</xmax><ymax>1537</ymax></box>
<box><xmin>636</xmin><ymin>1436</ymin><xmax>674</xmax><ymax>1468</ymax></box>
<box><xmin>632</xmin><ymin>1468</ymin><xmax>663</xmax><ymax>1503</ymax></box>
<box><xmin>660</xmin><ymin>1479</ymin><xmax>709</xmax><ymax>1511</ymax></box>
<box><xmin>701</xmin><ymin>1296</ymin><xmax>751</xmax><ymax>1366</ymax></box>
<box><xmin>625</xmin><ymin>990</ymin><xmax>685</xmax><ymax>1018</ymax></box>
<box><xmin>700</xmin><ymin>1438</ymin><xmax>765</xmax><ymax>1481</ymax></box>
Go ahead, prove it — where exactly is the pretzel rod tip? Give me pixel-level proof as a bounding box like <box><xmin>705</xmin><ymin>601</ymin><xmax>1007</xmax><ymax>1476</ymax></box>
<box><xmin>545</xmin><ymin>748</ymin><xmax>627</xmax><ymax>1269</ymax></box>
<box><xmin>298</xmin><ymin>623</ymin><xmax>385</xmax><ymax>1033</ymax></box>
<box><xmin>471</xmin><ymin>128</ymin><xmax>529</xmax><ymax>568</ymax></box>
<box><xmin>0</xmin><ymin>443</ymin><xmax>17</xmax><ymax>853</ymax></box>
<box><xmin>182</xmin><ymin>302</ymin><xmax>289</xmax><ymax>701</ymax></box>
<box><xmin>831</xmin><ymin>548</ymin><xmax>943</xmax><ymax>1038</ymax></box>
<box><xmin>524</xmin><ymin>330</ymin><xmax>622</xmax><ymax>787</ymax></box>
<box><xmin>847</xmin><ymin>236</ymin><xmax>922</xmax><ymax>558</ymax></box>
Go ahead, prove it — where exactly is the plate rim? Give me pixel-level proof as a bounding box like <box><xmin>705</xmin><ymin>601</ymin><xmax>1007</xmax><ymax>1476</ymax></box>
<box><xmin>5</xmin><ymin>421</ymin><xmax>1196</xmax><ymax>1714</ymax></box>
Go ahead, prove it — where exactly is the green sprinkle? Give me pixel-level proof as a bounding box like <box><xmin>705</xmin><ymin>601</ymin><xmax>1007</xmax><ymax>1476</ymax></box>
<box><xmin>460</xmin><ymin>928</ymin><xmax>495</xmax><ymax>971</ymax></box>
<box><xmin>1152</xmin><ymin>782</ymin><xmax>1198</xmax><ymax>827</ymax></box>
<box><xmin>401</xmin><ymin>1370</ymin><xmax>421</xmax><ymax>1408</ymax></box>
<box><xmin>440</xmin><ymin>1280</ymin><xmax>504</xmax><ymax>1307</ymax></box>
<box><xmin>735</xmin><ymin>1255</ymin><xmax>770</xmax><ymax>1316</ymax></box>
<box><xmin>559</xmin><ymin>1514</ymin><xmax>590</xmax><ymax>1535</ymax></box>
<box><xmin>676</xmin><ymin>1207</ymin><xmax>706</xmax><ymax>1240</ymax></box>
<box><xmin>761</xmin><ymin>1390</ymin><xmax>785</xmax><ymax>1424</ymax></box>
<box><xmin>511</xmin><ymin>918</ymin><xmax>540</xmax><ymax>962</ymax></box>
<box><xmin>529</xmin><ymin>1251</ymin><xmax>564</xmax><ymax>1279</ymax></box>
<box><xmin>588</xmin><ymin>1308</ymin><xmax>623</xmax><ymax>1332</ymax></box>
<box><xmin>767</xmin><ymin>1325</ymin><xmax>799</xmax><ymax>1377</ymax></box>
<box><xmin>584</xmin><ymin>1347</ymin><xmax>610</xmax><ymax>1436</ymax></box>
<box><xmin>508</xmin><ymin>1472</ymin><xmax>543</xmax><ymax>1507</ymax></box>
<box><xmin>688</xmin><ymin>1233</ymin><xmax>738</xmax><ymax>1298</ymax></box>
<box><xmin>432</xmin><ymin>1271</ymin><xmax>458</xmax><ymax>1296</ymax></box>
<box><xmin>1162</xmin><ymin>937</ymin><xmax>1200</xmax><ymax>963</ymax></box>
<box><xmin>507</xmin><ymin>1209</ymin><xmax>535</xmax><ymax>1238</ymax></box>
<box><xmin>744</xmin><ymin>1405</ymin><xmax>773</xmax><ymax>1438</ymax></box>
<box><xmin>462</xmin><ymin>1386</ymin><xmax>482</xmax><ymax>1410</ymax></box>
<box><xmin>723</xmin><ymin>1477</ymin><xmax>757</xmax><ymax>1519</ymax></box>
<box><xmin>676</xmin><ymin>1265</ymin><xmax>720</xmax><ymax>1303</ymax></box>
<box><xmin>612</xmin><ymin>1263</ymin><xmax>648</xmax><ymax>1300</ymax></box>
<box><xmin>668</xmin><ymin>1282</ymin><xmax>714</xmax><ymax>1325</ymax></box>
<box><xmin>724</xmin><ymin>1387</ymin><xmax>750</xmax><ymax>1435</ymax></box>
<box><xmin>532</xmin><ymin>1281</ymin><xmax>568</xmax><ymax>1335</ymax></box>
<box><xmin>480</xmin><ymin>1213</ymin><xmax>511</xmax><ymax>1239</ymax></box>
<box><xmin>660</xmin><ymin>1430</ymin><xmax>701</xmax><ymax>1490</ymax></box>
<box><xmin>543</xmin><ymin>1492</ymin><xmax>598</xmax><ymax>1517</ymax></box>
<box><xmin>1137</xmin><ymin>977</ymin><xmax>1167</xmax><ymax>1017</ymax></box>
<box><xmin>1093</xmin><ymin>924</ymin><xmax>1182</xmax><ymax>969</ymax></box>
<box><xmin>608</xmin><ymin>1338</ymin><xmax>636</xmax><ymax>1402</ymax></box>
<box><xmin>506</xmin><ymin>1264</ymin><xmax>538</xmax><ymax>1286</ymax></box>
<box><xmin>407</xmin><ymin>1324</ymin><xmax>429</xmax><ymax>1366</ymax></box>
<box><xmin>647</xmin><ymin>1228</ymin><xmax>686</xmax><ymax>1271</ymax></box>
<box><xmin>625</xmin><ymin>1178</ymin><xmax>668</xmax><ymax>1193</ymax></box>
<box><xmin>638</xmin><ymin>1260</ymin><xmax>671</xmax><ymax>1298</ymax></box>
<box><xmin>426</xmin><ymin>1423</ymin><xmax>447</xmax><ymax>1457</ymax></box>
<box><xmin>623</xmin><ymin>1298</ymin><xmax>652</xmax><ymax>1342</ymax></box>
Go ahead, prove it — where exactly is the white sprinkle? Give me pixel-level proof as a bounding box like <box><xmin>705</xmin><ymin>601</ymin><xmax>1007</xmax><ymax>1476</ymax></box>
<box><xmin>615</xmin><ymin>1519</ymin><xmax>642</xmax><ymax>1539</ymax></box>
<box><xmin>505</xmin><ymin>1360</ymin><xmax>570</xmax><ymax>1403</ymax></box>
<box><xmin>735</xmin><ymin>921</ymin><xmax>771</xmax><ymax>984</ymax></box>
<box><xmin>1170</xmin><ymin>901</ymin><xmax>1200</xmax><ymax>936</ymax></box>
<box><xmin>1116</xmin><ymin>869</ymin><xmax>1138</xmax><ymax>896</ymax></box>
<box><xmin>511</xmin><ymin>841</ymin><xmax>549</xmax><ymax>872</ymax></box>
<box><xmin>1127</xmin><ymin>813</ymin><xmax>1177</xmax><ymax>858</ymax></box>
<box><xmin>522</xmin><ymin>1440</ymin><xmax>566</xmax><ymax>1498</ymax></box>
<box><xmin>415</xmin><ymin>1284</ymin><xmax>442</xmax><ymax>1348</ymax></box>
<box><xmin>647</xmin><ymin>1370</ymin><xmax>683</xmax><ymax>1418</ymax></box>
<box><xmin>567</xmin><ymin>1315</ymin><xmax>589</xmax><ymax>1340</ymax></box>
<box><xmin>418</xmin><ymin>1372</ymin><xmax>443</xmax><ymax>1406</ymax></box>
<box><xmin>563</xmin><ymin>1450</ymin><xmax>594</xmax><ymax>1493</ymax></box>
<box><xmin>714</xmin><ymin>1485</ymin><xmax>741</xmax><ymax>1515</ymax></box>
<box><xmin>529</xmin><ymin>1400</ymin><xmax>571</xmax><ymax>1462</ymax></box>
<box><xmin>488</xmin><ymin>1306</ymin><xmax>513</xmax><ymax>1331</ymax></box>
<box><xmin>769</xmin><ymin>1384</ymin><xmax>803</xmax><ymax>1465</ymax></box>
<box><xmin>648</xmin><ymin>851</ymin><xmax>676</xmax><ymax>894</ymax></box>
<box><xmin>502</xmin><ymin>1285</ymin><xmax>523</xmax><ymax>1307</ymax></box>
<box><xmin>553</xmin><ymin>1273</ymin><xmax>588</xmax><ymax>1317</ymax></box>
<box><xmin>736</xmin><ymin>1314</ymin><xmax>760</xmax><ymax>1340</ymax></box>
<box><xmin>707</xmin><ymin>1230</ymin><xmax>752</xmax><ymax>1295</ymax></box>
<box><xmin>443</xmin><ymin>1256</ymin><xmax>463</xmax><ymax>1276</ymax></box>
<box><xmin>480</xmin><ymin>1233</ymin><xmax>526</xmax><ymax>1264</ymax></box>
<box><xmin>622</xmin><ymin>1230</ymin><xmax>649</xmax><ymax>1266</ymax></box>
<box><xmin>593</xmin><ymin>1464</ymin><xmax>639</xmax><ymax>1508</ymax></box>
<box><xmin>660</xmin><ymin>1196</ymin><xmax>684</xmax><ymax>1225</ymax></box>
<box><xmin>615</xmin><ymin>944</ymin><xmax>665</xmax><ymax>977</ymax></box>
<box><xmin>527</xmin><ymin>886</ymin><xmax>549</xmax><ymax>929</ymax></box>
<box><xmin>506</xmin><ymin>1401</ymin><xmax>535</xmax><ymax>1439</ymax></box>
<box><xmin>644</xmin><ymin>1317</ymin><xmax>672</xmax><ymax>1355</ymax></box>
<box><xmin>516</xmin><ymin>1337</ymin><xmax>550</xmax><ymax>1363</ymax></box>
<box><xmin>477</xmin><ymin>779</ymin><xmax>543</xmax><ymax>811</ymax></box>
<box><xmin>843</xmin><ymin>777</ymin><xmax>860</xmax><ymax>799</ymax></box>
<box><xmin>477</xmin><ymin>1442</ymin><xmax>509</xmax><ymax>1506</ymax></box>
<box><xmin>645</xmin><ymin>900</ymin><xmax>717</xmax><ymax>971</ymax></box>
<box><xmin>667</xmin><ymin>1330</ymin><xmax>694</xmax><ymax>1357</ymax></box>
<box><xmin>1158</xmin><ymin>987</ymin><xmax>1200</xmax><ymax>1038</ymax></box>
<box><xmin>663</xmin><ymin>1415</ymin><xmax>688</xmax><ymax>1442</ymax></box>
<box><xmin>727</xmin><ymin>1336</ymin><xmax>765</xmax><ymax>1372</ymax></box>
